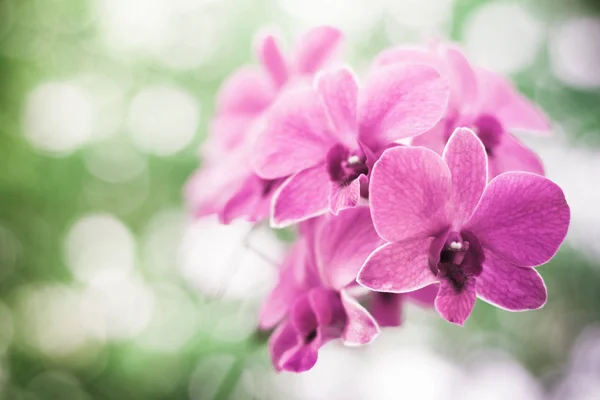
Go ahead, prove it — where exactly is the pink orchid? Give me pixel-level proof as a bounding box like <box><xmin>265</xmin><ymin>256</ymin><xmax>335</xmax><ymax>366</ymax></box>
<box><xmin>357</xmin><ymin>128</ymin><xmax>570</xmax><ymax>325</ymax></box>
<box><xmin>374</xmin><ymin>43</ymin><xmax>550</xmax><ymax>178</ymax></box>
<box><xmin>262</xmin><ymin>207</ymin><xmax>383</xmax><ymax>372</ymax></box>
<box><xmin>253</xmin><ymin>65</ymin><xmax>449</xmax><ymax>227</ymax></box>
<box><xmin>187</xmin><ymin>26</ymin><xmax>342</xmax><ymax>223</ymax></box>
<box><xmin>368</xmin><ymin>284</ymin><xmax>438</xmax><ymax>328</ymax></box>
<box><xmin>205</xmin><ymin>26</ymin><xmax>343</xmax><ymax>159</ymax></box>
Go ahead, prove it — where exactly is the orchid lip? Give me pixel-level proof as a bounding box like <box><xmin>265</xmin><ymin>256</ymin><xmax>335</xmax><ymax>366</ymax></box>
<box><xmin>473</xmin><ymin>114</ymin><xmax>504</xmax><ymax>156</ymax></box>
<box><xmin>432</xmin><ymin>230</ymin><xmax>484</xmax><ymax>293</ymax></box>
<box><xmin>326</xmin><ymin>143</ymin><xmax>369</xmax><ymax>186</ymax></box>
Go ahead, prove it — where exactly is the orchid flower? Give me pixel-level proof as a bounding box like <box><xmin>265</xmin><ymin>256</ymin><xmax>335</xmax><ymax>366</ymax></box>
<box><xmin>374</xmin><ymin>43</ymin><xmax>550</xmax><ymax>178</ymax></box>
<box><xmin>253</xmin><ymin>65</ymin><xmax>449</xmax><ymax>227</ymax></box>
<box><xmin>358</xmin><ymin>128</ymin><xmax>570</xmax><ymax>325</ymax></box>
<box><xmin>262</xmin><ymin>207</ymin><xmax>383</xmax><ymax>372</ymax></box>
<box><xmin>186</xmin><ymin>26</ymin><xmax>342</xmax><ymax>223</ymax></box>
<box><xmin>368</xmin><ymin>284</ymin><xmax>438</xmax><ymax>327</ymax></box>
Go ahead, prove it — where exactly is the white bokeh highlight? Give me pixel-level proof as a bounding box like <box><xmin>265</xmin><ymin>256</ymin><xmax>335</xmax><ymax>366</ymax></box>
<box><xmin>179</xmin><ymin>217</ymin><xmax>282</xmax><ymax>300</ymax></box>
<box><xmin>463</xmin><ymin>2</ymin><xmax>544</xmax><ymax>74</ymax></box>
<box><xmin>136</xmin><ymin>284</ymin><xmax>198</xmax><ymax>353</ymax></box>
<box><xmin>127</xmin><ymin>85</ymin><xmax>199</xmax><ymax>156</ymax></box>
<box><xmin>549</xmin><ymin>17</ymin><xmax>600</xmax><ymax>89</ymax></box>
<box><xmin>24</xmin><ymin>82</ymin><xmax>94</xmax><ymax>154</ymax></box>
<box><xmin>279</xmin><ymin>0</ymin><xmax>385</xmax><ymax>35</ymax></box>
<box><xmin>84</xmin><ymin>142</ymin><xmax>147</xmax><ymax>183</ymax></box>
<box><xmin>65</xmin><ymin>214</ymin><xmax>136</xmax><ymax>283</ymax></box>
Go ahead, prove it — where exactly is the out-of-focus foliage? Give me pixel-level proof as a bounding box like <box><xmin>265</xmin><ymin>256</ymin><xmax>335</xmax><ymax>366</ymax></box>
<box><xmin>0</xmin><ymin>0</ymin><xmax>599</xmax><ymax>399</ymax></box>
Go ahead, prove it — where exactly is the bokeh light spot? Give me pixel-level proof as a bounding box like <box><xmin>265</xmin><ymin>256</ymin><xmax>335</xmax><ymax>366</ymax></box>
<box><xmin>24</xmin><ymin>82</ymin><xmax>94</xmax><ymax>155</ymax></box>
<box><xmin>179</xmin><ymin>217</ymin><xmax>281</xmax><ymax>300</ymax></box>
<box><xmin>65</xmin><ymin>214</ymin><xmax>136</xmax><ymax>283</ymax></box>
<box><xmin>127</xmin><ymin>85</ymin><xmax>199</xmax><ymax>156</ymax></box>
<box><xmin>549</xmin><ymin>17</ymin><xmax>600</xmax><ymax>89</ymax></box>
<box><xmin>463</xmin><ymin>2</ymin><xmax>544</xmax><ymax>74</ymax></box>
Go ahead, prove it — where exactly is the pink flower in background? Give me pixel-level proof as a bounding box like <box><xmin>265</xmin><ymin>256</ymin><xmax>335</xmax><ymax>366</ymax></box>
<box><xmin>253</xmin><ymin>65</ymin><xmax>449</xmax><ymax>227</ymax></box>
<box><xmin>368</xmin><ymin>284</ymin><xmax>438</xmax><ymax>328</ymax></box>
<box><xmin>186</xmin><ymin>26</ymin><xmax>342</xmax><ymax>223</ymax></box>
<box><xmin>204</xmin><ymin>26</ymin><xmax>343</xmax><ymax>158</ymax></box>
<box><xmin>374</xmin><ymin>43</ymin><xmax>550</xmax><ymax>178</ymax></box>
<box><xmin>184</xmin><ymin>25</ymin><xmax>572</xmax><ymax>372</ymax></box>
<box><xmin>358</xmin><ymin>128</ymin><xmax>570</xmax><ymax>325</ymax></box>
<box><xmin>263</xmin><ymin>208</ymin><xmax>383</xmax><ymax>372</ymax></box>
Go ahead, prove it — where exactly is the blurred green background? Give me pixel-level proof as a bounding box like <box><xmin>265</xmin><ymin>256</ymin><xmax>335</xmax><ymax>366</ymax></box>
<box><xmin>1</xmin><ymin>0</ymin><xmax>600</xmax><ymax>399</ymax></box>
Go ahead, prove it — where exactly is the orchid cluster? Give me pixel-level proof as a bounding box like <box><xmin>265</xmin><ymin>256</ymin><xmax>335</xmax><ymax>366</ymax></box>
<box><xmin>186</xmin><ymin>26</ymin><xmax>571</xmax><ymax>373</ymax></box>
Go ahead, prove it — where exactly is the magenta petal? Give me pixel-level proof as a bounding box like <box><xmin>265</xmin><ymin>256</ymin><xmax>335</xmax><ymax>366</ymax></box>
<box><xmin>308</xmin><ymin>288</ymin><xmax>343</xmax><ymax>328</ymax></box>
<box><xmin>442</xmin><ymin>46</ymin><xmax>478</xmax><ymax>108</ymax></box>
<box><xmin>442</xmin><ymin>128</ymin><xmax>488</xmax><ymax>227</ymax></box>
<box><xmin>435</xmin><ymin>278</ymin><xmax>476</xmax><ymax>326</ymax></box>
<box><xmin>358</xmin><ymin>63</ymin><xmax>449</xmax><ymax>144</ymax></box>
<box><xmin>329</xmin><ymin>178</ymin><xmax>361</xmax><ymax>215</ymax></box>
<box><xmin>476</xmin><ymin>69</ymin><xmax>550</xmax><ymax>132</ymax></box>
<box><xmin>220</xmin><ymin>175</ymin><xmax>270</xmax><ymax>223</ymax></box>
<box><xmin>498</xmin><ymin>96</ymin><xmax>550</xmax><ymax>132</ymax></box>
<box><xmin>185</xmin><ymin>159</ymin><xmax>248</xmax><ymax>220</ymax></box>
<box><xmin>258</xmin><ymin>34</ymin><xmax>289</xmax><ymax>88</ymax></box>
<box><xmin>216</xmin><ymin>66</ymin><xmax>275</xmax><ymax>115</ymax></box>
<box><xmin>369</xmin><ymin>146</ymin><xmax>451</xmax><ymax>242</ymax></box>
<box><xmin>253</xmin><ymin>88</ymin><xmax>337</xmax><ymax>179</ymax></box>
<box><xmin>477</xmin><ymin>68</ymin><xmax>550</xmax><ymax>132</ymax></box>
<box><xmin>280</xmin><ymin>344</ymin><xmax>319</xmax><ymax>373</ymax></box>
<box><xmin>271</xmin><ymin>165</ymin><xmax>330</xmax><ymax>228</ymax></box>
<box><xmin>340</xmin><ymin>290</ymin><xmax>380</xmax><ymax>345</ymax></box>
<box><xmin>465</xmin><ymin>172</ymin><xmax>570</xmax><ymax>267</ymax></box>
<box><xmin>407</xmin><ymin>284</ymin><xmax>439</xmax><ymax>307</ymax></box>
<box><xmin>205</xmin><ymin>114</ymin><xmax>256</xmax><ymax>158</ymax></box>
<box><xmin>410</xmin><ymin>120</ymin><xmax>448</xmax><ymax>155</ymax></box>
<box><xmin>357</xmin><ymin>239</ymin><xmax>437</xmax><ymax>293</ymax></box>
<box><xmin>374</xmin><ymin>46</ymin><xmax>435</xmax><ymax>67</ymax></box>
<box><xmin>259</xmin><ymin>243</ymin><xmax>306</xmax><ymax>330</ymax></box>
<box><xmin>269</xmin><ymin>321</ymin><xmax>301</xmax><ymax>372</ymax></box>
<box><xmin>316</xmin><ymin>67</ymin><xmax>358</xmax><ymax>144</ymax></box>
<box><xmin>293</xmin><ymin>26</ymin><xmax>343</xmax><ymax>74</ymax></box>
<box><xmin>316</xmin><ymin>207</ymin><xmax>384</xmax><ymax>290</ymax></box>
<box><xmin>488</xmin><ymin>133</ymin><xmax>544</xmax><ymax>178</ymax></box>
<box><xmin>477</xmin><ymin>251</ymin><xmax>547</xmax><ymax>311</ymax></box>
<box><xmin>369</xmin><ymin>292</ymin><xmax>404</xmax><ymax>327</ymax></box>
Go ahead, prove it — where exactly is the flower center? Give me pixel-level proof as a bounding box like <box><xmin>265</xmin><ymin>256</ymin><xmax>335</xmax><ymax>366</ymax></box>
<box><xmin>326</xmin><ymin>144</ymin><xmax>368</xmax><ymax>186</ymax></box>
<box><xmin>304</xmin><ymin>328</ymin><xmax>318</xmax><ymax>344</ymax></box>
<box><xmin>433</xmin><ymin>231</ymin><xmax>484</xmax><ymax>292</ymax></box>
<box><xmin>473</xmin><ymin>114</ymin><xmax>504</xmax><ymax>156</ymax></box>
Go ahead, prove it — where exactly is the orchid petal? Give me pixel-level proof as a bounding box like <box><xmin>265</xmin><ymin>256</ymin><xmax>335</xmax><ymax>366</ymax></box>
<box><xmin>316</xmin><ymin>207</ymin><xmax>383</xmax><ymax>290</ymax></box>
<box><xmin>488</xmin><ymin>133</ymin><xmax>544</xmax><ymax>178</ymax></box>
<box><xmin>259</xmin><ymin>243</ymin><xmax>306</xmax><ymax>329</ymax></box>
<box><xmin>407</xmin><ymin>284</ymin><xmax>439</xmax><ymax>307</ymax></box>
<box><xmin>258</xmin><ymin>34</ymin><xmax>289</xmax><ymax>88</ymax></box>
<box><xmin>293</xmin><ymin>26</ymin><xmax>343</xmax><ymax>74</ymax></box>
<box><xmin>477</xmin><ymin>251</ymin><xmax>547</xmax><ymax>311</ymax></box>
<box><xmin>340</xmin><ymin>290</ymin><xmax>380</xmax><ymax>345</ymax></box>
<box><xmin>358</xmin><ymin>63</ymin><xmax>449</xmax><ymax>144</ymax></box>
<box><xmin>465</xmin><ymin>172</ymin><xmax>570</xmax><ymax>267</ymax></box>
<box><xmin>316</xmin><ymin>67</ymin><xmax>358</xmax><ymax>145</ymax></box>
<box><xmin>329</xmin><ymin>177</ymin><xmax>362</xmax><ymax>215</ymax></box>
<box><xmin>369</xmin><ymin>292</ymin><xmax>404</xmax><ymax>327</ymax></box>
<box><xmin>476</xmin><ymin>69</ymin><xmax>550</xmax><ymax>132</ymax></box>
<box><xmin>253</xmin><ymin>87</ymin><xmax>337</xmax><ymax>179</ymax></box>
<box><xmin>271</xmin><ymin>165</ymin><xmax>330</xmax><ymax>228</ymax></box>
<box><xmin>435</xmin><ymin>277</ymin><xmax>476</xmax><ymax>326</ymax></box>
<box><xmin>357</xmin><ymin>238</ymin><xmax>437</xmax><ymax>293</ymax></box>
<box><xmin>442</xmin><ymin>128</ymin><xmax>488</xmax><ymax>228</ymax></box>
<box><xmin>369</xmin><ymin>146</ymin><xmax>451</xmax><ymax>242</ymax></box>
<box><xmin>268</xmin><ymin>321</ymin><xmax>301</xmax><ymax>372</ymax></box>
<box><xmin>216</xmin><ymin>66</ymin><xmax>275</xmax><ymax>115</ymax></box>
